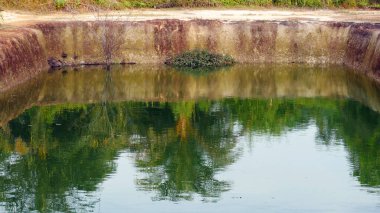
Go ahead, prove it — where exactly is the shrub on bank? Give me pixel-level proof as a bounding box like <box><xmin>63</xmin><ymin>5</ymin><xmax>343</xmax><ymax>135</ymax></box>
<box><xmin>165</xmin><ymin>50</ymin><xmax>235</xmax><ymax>69</ymax></box>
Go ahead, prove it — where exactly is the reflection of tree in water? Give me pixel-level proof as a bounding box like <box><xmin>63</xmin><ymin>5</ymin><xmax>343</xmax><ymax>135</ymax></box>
<box><xmin>0</xmin><ymin>106</ymin><xmax>117</xmax><ymax>212</ymax></box>
<box><xmin>0</xmin><ymin>95</ymin><xmax>379</xmax><ymax>211</ymax></box>
<box><xmin>128</xmin><ymin>101</ymin><xmax>239</xmax><ymax>201</ymax></box>
<box><xmin>0</xmin><ymin>70</ymin><xmax>127</xmax><ymax>212</ymax></box>
<box><xmin>0</xmin><ymin>100</ymin><xmax>240</xmax><ymax>210</ymax></box>
<box><xmin>314</xmin><ymin>101</ymin><xmax>380</xmax><ymax>187</ymax></box>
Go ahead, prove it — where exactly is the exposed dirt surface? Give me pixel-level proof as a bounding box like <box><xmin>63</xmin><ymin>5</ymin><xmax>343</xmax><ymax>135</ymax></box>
<box><xmin>1</xmin><ymin>9</ymin><xmax>380</xmax><ymax>90</ymax></box>
<box><xmin>1</xmin><ymin>9</ymin><xmax>380</xmax><ymax>26</ymax></box>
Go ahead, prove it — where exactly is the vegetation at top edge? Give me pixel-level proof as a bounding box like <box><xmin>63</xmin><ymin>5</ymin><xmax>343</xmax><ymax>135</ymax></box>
<box><xmin>0</xmin><ymin>0</ymin><xmax>380</xmax><ymax>10</ymax></box>
<box><xmin>165</xmin><ymin>50</ymin><xmax>235</xmax><ymax>70</ymax></box>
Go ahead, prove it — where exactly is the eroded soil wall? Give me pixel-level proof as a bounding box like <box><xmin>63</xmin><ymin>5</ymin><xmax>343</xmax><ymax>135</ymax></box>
<box><xmin>1</xmin><ymin>20</ymin><xmax>380</xmax><ymax>89</ymax></box>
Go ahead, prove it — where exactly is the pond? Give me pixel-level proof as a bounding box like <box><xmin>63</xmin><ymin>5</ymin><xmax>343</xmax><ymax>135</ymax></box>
<box><xmin>0</xmin><ymin>64</ymin><xmax>380</xmax><ymax>212</ymax></box>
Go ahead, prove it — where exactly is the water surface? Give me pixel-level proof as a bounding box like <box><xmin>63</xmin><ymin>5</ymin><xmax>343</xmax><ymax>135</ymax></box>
<box><xmin>0</xmin><ymin>65</ymin><xmax>379</xmax><ymax>212</ymax></box>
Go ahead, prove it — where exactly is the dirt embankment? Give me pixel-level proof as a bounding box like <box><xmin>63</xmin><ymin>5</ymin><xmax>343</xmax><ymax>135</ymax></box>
<box><xmin>0</xmin><ymin>9</ymin><xmax>380</xmax><ymax>90</ymax></box>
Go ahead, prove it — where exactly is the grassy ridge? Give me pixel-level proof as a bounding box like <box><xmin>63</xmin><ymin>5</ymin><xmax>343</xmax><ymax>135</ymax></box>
<box><xmin>0</xmin><ymin>0</ymin><xmax>379</xmax><ymax>10</ymax></box>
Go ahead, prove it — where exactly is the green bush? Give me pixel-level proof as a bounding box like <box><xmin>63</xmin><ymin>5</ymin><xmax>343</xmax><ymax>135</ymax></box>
<box><xmin>341</xmin><ymin>0</ymin><xmax>353</xmax><ymax>6</ymax></box>
<box><xmin>304</xmin><ymin>0</ymin><xmax>323</xmax><ymax>7</ymax></box>
<box><xmin>130</xmin><ymin>1</ymin><xmax>148</xmax><ymax>7</ymax></box>
<box><xmin>55</xmin><ymin>0</ymin><xmax>67</xmax><ymax>9</ymax></box>
<box><xmin>95</xmin><ymin>0</ymin><xmax>107</xmax><ymax>5</ymax></box>
<box><xmin>357</xmin><ymin>0</ymin><xmax>369</xmax><ymax>6</ymax></box>
<box><xmin>120</xmin><ymin>0</ymin><xmax>158</xmax><ymax>8</ymax></box>
<box><xmin>219</xmin><ymin>0</ymin><xmax>241</xmax><ymax>6</ymax></box>
<box><xmin>165</xmin><ymin>50</ymin><xmax>235</xmax><ymax>69</ymax></box>
<box><xmin>121</xmin><ymin>0</ymin><xmax>133</xmax><ymax>7</ymax></box>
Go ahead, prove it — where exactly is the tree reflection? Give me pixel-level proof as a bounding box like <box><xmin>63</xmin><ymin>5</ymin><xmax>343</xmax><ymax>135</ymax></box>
<box><xmin>0</xmin><ymin>99</ymin><xmax>240</xmax><ymax>211</ymax></box>
<box><xmin>128</xmin><ymin>101</ymin><xmax>239</xmax><ymax>201</ymax></box>
<box><xmin>0</xmin><ymin>96</ymin><xmax>379</xmax><ymax>211</ymax></box>
<box><xmin>327</xmin><ymin>101</ymin><xmax>380</xmax><ymax>186</ymax></box>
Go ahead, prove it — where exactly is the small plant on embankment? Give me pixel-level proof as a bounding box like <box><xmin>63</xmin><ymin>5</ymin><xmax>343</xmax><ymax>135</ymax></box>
<box><xmin>165</xmin><ymin>50</ymin><xmax>235</xmax><ymax>70</ymax></box>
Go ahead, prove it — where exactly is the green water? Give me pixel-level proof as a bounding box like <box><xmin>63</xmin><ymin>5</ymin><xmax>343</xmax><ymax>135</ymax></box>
<box><xmin>0</xmin><ymin>65</ymin><xmax>380</xmax><ymax>212</ymax></box>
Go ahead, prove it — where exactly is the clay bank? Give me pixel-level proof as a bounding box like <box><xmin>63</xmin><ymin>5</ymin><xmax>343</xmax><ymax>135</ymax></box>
<box><xmin>1</xmin><ymin>9</ymin><xmax>380</xmax><ymax>90</ymax></box>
